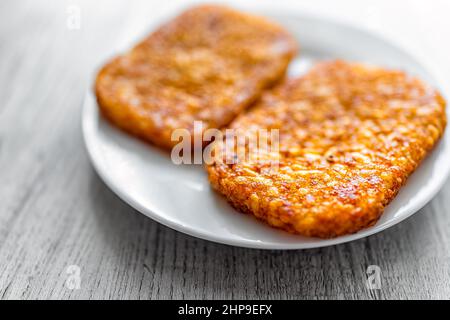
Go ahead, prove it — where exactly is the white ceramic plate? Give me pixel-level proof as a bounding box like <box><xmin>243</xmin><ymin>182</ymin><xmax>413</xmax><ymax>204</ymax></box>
<box><xmin>83</xmin><ymin>10</ymin><xmax>450</xmax><ymax>249</ymax></box>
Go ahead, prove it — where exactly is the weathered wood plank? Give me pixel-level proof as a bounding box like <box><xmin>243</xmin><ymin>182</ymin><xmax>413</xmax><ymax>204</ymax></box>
<box><xmin>0</xmin><ymin>0</ymin><xmax>449</xmax><ymax>300</ymax></box>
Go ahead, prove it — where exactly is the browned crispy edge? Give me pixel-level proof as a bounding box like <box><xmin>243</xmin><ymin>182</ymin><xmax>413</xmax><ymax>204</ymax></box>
<box><xmin>206</xmin><ymin>88</ymin><xmax>447</xmax><ymax>239</ymax></box>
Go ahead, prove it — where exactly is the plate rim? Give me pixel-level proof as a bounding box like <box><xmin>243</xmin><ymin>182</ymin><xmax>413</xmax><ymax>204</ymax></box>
<box><xmin>83</xmin><ymin>10</ymin><xmax>450</xmax><ymax>250</ymax></box>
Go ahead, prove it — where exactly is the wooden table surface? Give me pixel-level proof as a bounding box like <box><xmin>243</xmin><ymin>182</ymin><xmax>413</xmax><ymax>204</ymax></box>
<box><xmin>1</xmin><ymin>0</ymin><xmax>450</xmax><ymax>299</ymax></box>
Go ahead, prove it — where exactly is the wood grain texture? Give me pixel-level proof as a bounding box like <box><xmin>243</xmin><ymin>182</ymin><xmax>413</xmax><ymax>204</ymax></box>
<box><xmin>0</xmin><ymin>0</ymin><xmax>449</xmax><ymax>300</ymax></box>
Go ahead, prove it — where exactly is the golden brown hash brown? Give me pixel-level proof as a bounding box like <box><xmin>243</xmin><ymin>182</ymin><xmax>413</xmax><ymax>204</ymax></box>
<box><xmin>207</xmin><ymin>61</ymin><xmax>447</xmax><ymax>238</ymax></box>
<box><xmin>95</xmin><ymin>5</ymin><xmax>297</xmax><ymax>149</ymax></box>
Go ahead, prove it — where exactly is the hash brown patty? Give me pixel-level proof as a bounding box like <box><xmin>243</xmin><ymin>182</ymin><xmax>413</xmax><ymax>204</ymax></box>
<box><xmin>206</xmin><ymin>61</ymin><xmax>447</xmax><ymax>238</ymax></box>
<box><xmin>95</xmin><ymin>5</ymin><xmax>297</xmax><ymax>149</ymax></box>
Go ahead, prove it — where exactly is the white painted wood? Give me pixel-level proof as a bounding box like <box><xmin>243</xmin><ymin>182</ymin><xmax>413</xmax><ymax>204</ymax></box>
<box><xmin>0</xmin><ymin>0</ymin><xmax>449</xmax><ymax>299</ymax></box>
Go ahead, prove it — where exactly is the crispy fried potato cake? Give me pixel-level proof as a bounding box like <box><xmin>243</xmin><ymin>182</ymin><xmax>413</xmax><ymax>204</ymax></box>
<box><xmin>95</xmin><ymin>5</ymin><xmax>297</xmax><ymax>149</ymax></box>
<box><xmin>207</xmin><ymin>61</ymin><xmax>447</xmax><ymax>238</ymax></box>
